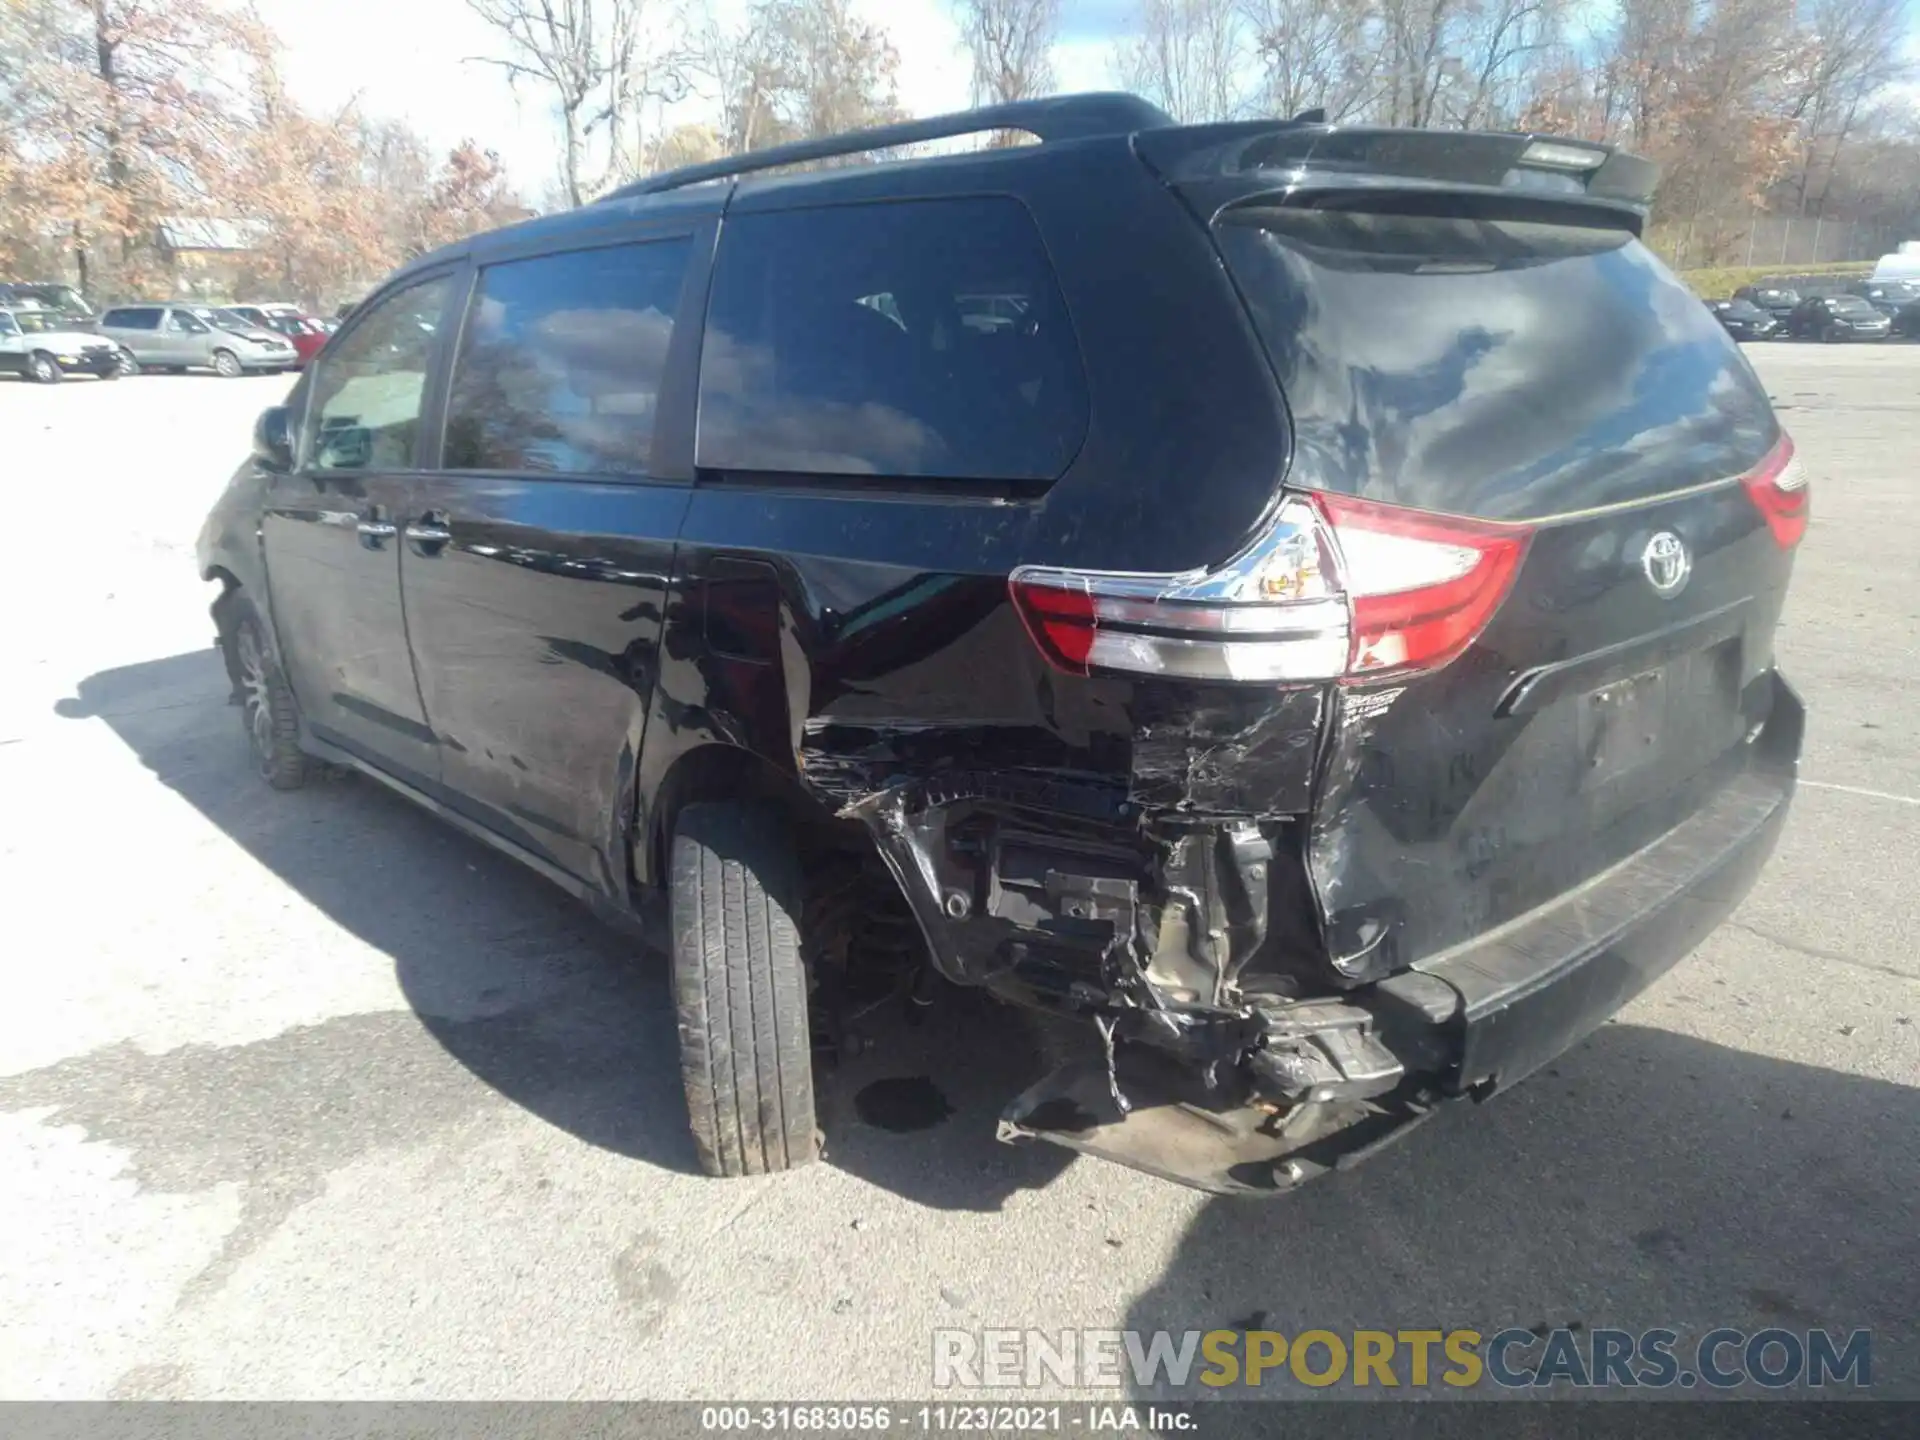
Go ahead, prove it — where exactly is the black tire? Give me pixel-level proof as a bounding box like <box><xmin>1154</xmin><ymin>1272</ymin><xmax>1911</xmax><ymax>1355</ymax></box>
<box><xmin>213</xmin><ymin>348</ymin><xmax>243</xmax><ymax>378</ymax></box>
<box><xmin>115</xmin><ymin>349</ymin><xmax>138</xmax><ymax>377</ymax></box>
<box><xmin>28</xmin><ymin>351</ymin><xmax>60</xmax><ymax>384</ymax></box>
<box><xmin>669</xmin><ymin>801</ymin><xmax>818</xmax><ymax>1177</ymax></box>
<box><xmin>227</xmin><ymin>601</ymin><xmax>309</xmax><ymax>790</ymax></box>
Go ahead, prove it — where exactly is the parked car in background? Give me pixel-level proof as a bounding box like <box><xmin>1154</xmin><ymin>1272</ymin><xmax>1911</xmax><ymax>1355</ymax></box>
<box><xmin>1707</xmin><ymin>297</ymin><xmax>1779</xmax><ymax>341</ymax></box>
<box><xmin>1892</xmin><ymin>299</ymin><xmax>1920</xmax><ymax>339</ymax></box>
<box><xmin>179</xmin><ymin>304</ymin><xmax>314</xmax><ymax>369</ymax></box>
<box><xmin>0</xmin><ymin>303</ymin><xmax>119</xmax><ymax>381</ymax></box>
<box><xmin>198</xmin><ymin>97</ymin><xmax>1807</xmax><ymax>1195</ymax></box>
<box><xmin>97</xmin><ymin>303</ymin><xmax>298</xmax><ymax>375</ymax></box>
<box><xmin>0</xmin><ymin>282</ymin><xmax>98</xmax><ymax>328</ymax></box>
<box><xmin>1785</xmin><ymin>293</ymin><xmax>1892</xmax><ymax>342</ymax></box>
<box><xmin>1868</xmin><ymin>246</ymin><xmax>1920</xmax><ymax>285</ymax></box>
<box><xmin>1844</xmin><ymin>279</ymin><xmax>1920</xmax><ymax>318</ymax></box>
<box><xmin>240</xmin><ymin>308</ymin><xmax>331</xmax><ymax>367</ymax></box>
<box><xmin>226</xmin><ymin>302</ymin><xmax>301</xmax><ymax>329</ymax></box>
<box><xmin>1732</xmin><ymin>285</ymin><xmax>1801</xmax><ymax>321</ymax></box>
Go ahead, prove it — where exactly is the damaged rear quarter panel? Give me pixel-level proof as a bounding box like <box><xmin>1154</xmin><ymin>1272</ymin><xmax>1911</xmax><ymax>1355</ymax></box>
<box><xmin>640</xmin><ymin>487</ymin><xmax>1332</xmax><ymax>1018</ymax></box>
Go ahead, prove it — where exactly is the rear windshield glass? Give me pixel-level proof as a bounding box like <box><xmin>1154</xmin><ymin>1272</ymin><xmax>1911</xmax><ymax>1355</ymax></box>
<box><xmin>697</xmin><ymin>197</ymin><xmax>1088</xmax><ymax>482</ymax></box>
<box><xmin>1214</xmin><ymin>207</ymin><xmax>1776</xmax><ymax>520</ymax></box>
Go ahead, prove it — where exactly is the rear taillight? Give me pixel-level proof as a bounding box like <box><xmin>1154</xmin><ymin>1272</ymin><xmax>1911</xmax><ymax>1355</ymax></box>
<box><xmin>1740</xmin><ymin>433</ymin><xmax>1808</xmax><ymax>549</ymax></box>
<box><xmin>1312</xmin><ymin>494</ymin><xmax>1530</xmax><ymax>676</ymax></box>
<box><xmin>1010</xmin><ymin>495</ymin><xmax>1532</xmax><ymax>684</ymax></box>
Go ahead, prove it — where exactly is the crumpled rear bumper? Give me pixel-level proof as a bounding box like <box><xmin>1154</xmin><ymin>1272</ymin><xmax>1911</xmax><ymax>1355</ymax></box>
<box><xmin>1000</xmin><ymin>680</ymin><xmax>1802</xmax><ymax>1194</ymax></box>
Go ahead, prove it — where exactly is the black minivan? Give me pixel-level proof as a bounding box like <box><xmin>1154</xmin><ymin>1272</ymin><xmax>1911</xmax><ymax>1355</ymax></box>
<box><xmin>197</xmin><ymin>95</ymin><xmax>1807</xmax><ymax>1194</ymax></box>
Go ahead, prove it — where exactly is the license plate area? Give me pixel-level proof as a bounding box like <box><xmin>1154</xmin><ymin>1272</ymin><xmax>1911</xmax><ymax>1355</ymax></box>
<box><xmin>1581</xmin><ymin>666</ymin><xmax>1668</xmax><ymax>787</ymax></box>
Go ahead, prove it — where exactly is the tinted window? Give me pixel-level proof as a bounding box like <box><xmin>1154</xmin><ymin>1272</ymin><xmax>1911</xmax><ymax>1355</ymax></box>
<box><xmin>1214</xmin><ymin>208</ymin><xmax>1775</xmax><ymax>520</ymax></box>
<box><xmin>443</xmin><ymin>238</ymin><xmax>688</xmax><ymax>475</ymax></box>
<box><xmin>105</xmin><ymin>308</ymin><xmax>160</xmax><ymax>331</ymax></box>
<box><xmin>306</xmin><ymin>275</ymin><xmax>451</xmax><ymax>472</ymax></box>
<box><xmin>1827</xmin><ymin>297</ymin><xmax>1872</xmax><ymax>314</ymax></box>
<box><xmin>0</xmin><ymin>313</ymin><xmax>18</xmax><ymax>336</ymax></box>
<box><xmin>166</xmin><ymin>310</ymin><xmax>210</xmax><ymax>333</ymax></box>
<box><xmin>697</xmin><ymin>197</ymin><xmax>1088</xmax><ymax>481</ymax></box>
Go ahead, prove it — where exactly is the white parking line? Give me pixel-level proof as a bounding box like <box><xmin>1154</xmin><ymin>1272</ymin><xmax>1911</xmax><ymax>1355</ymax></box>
<box><xmin>1800</xmin><ymin>779</ymin><xmax>1920</xmax><ymax>807</ymax></box>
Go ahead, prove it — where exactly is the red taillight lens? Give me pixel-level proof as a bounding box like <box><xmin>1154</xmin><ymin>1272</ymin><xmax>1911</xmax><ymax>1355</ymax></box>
<box><xmin>1740</xmin><ymin>433</ymin><xmax>1808</xmax><ymax>549</ymax></box>
<box><xmin>1009</xmin><ymin>494</ymin><xmax>1531</xmax><ymax>684</ymax></box>
<box><xmin>1313</xmin><ymin>494</ymin><xmax>1531</xmax><ymax>677</ymax></box>
<box><xmin>1009</xmin><ymin>578</ymin><xmax>1096</xmax><ymax>673</ymax></box>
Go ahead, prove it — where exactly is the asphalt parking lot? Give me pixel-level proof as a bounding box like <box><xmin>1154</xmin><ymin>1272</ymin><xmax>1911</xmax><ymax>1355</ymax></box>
<box><xmin>0</xmin><ymin>346</ymin><xmax>1915</xmax><ymax>1402</ymax></box>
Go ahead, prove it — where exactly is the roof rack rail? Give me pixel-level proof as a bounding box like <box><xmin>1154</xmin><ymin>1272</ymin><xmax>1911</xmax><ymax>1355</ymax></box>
<box><xmin>601</xmin><ymin>91</ymin><xmax>1174</xmax><ymax>201</ymax></box>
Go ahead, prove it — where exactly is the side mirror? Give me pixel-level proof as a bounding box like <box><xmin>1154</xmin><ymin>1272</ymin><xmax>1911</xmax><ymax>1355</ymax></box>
<box><xmin>253</xmin><ymin>405</ymin><xmax>294</xmax><ymax>473</ymax></box>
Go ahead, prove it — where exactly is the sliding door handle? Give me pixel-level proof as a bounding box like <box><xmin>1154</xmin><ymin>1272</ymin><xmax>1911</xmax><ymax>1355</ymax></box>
<box><xmin>405</xmin><ymin>510</ymin><xmax>453</xmax><ymax>555</ymax></box>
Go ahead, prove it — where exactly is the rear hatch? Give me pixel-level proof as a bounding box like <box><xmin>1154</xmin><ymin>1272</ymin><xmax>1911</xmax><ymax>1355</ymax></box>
<box><xmin>1140</xmin><ymin>126</ymin><xmax>1805</xmax><ymax>979</ymax></box>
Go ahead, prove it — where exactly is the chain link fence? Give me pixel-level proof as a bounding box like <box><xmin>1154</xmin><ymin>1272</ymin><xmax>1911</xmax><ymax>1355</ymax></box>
<box><xmin>1651</xmin><ymin>213</ymin><xmax>1910</xmax><ymax>271</ymax></box>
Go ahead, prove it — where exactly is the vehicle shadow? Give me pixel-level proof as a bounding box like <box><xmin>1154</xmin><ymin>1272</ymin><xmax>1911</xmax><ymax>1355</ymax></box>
<box><xmin>56</xmin><ymin>646</ymin><xmax>1070</xmax><ymax>1210</ymax></box>
<box><xmin>1121</xmin><ymin>1024</ymin><xmax>1920</xmax><ymax>1403</ymax></box>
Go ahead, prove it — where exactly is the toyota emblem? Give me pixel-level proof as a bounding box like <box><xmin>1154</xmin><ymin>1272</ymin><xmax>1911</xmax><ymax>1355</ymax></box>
<box><xmin>1642</xmin><ymin>531</ymin><xmax>1691</xmax><ymax>597</ymax></box>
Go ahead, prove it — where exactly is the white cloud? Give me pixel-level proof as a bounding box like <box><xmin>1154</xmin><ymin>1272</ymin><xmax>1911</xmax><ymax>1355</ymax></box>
<box><xmin>255</xmin><ymin>0</ymin><xmax>556</xmax><ymax>194</ymax></box>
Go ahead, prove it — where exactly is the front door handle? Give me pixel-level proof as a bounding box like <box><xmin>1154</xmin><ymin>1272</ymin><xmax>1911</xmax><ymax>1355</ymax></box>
<box><xmin>405</xmin><ymin>510</ymin><xmax>452</xmax><ymax>554</ymax></box>
<box><xmin>356</xmin><ymin>518</ymin><xmax>397</xmax><ymax>548</ymax></box>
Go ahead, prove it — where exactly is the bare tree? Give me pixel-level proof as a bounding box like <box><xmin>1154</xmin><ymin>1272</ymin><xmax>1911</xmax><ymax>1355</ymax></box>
<box><xmin>1241</xmin><ymin>0</ymin><xmax>1378</xmax><ymax>121</ymax></box>
<box><xmin>1119</xmin><ymin>0</ymin><xmax>1245</xmax><ymax>123</ymax></box>
<box><xmin>687</xmin><ymin>0</ymin><xmax>902</xmax><ymax>153</ymax></box>
<box><xmin>957</xmin><ymin>0</ymin><xmax>1059</xmax><ymax>107</ymax></box>
<box><xmin>1453</xmin><ymin>0</ymin><xmax>1559</xmax><ymax>129</ymax></box>
<box><xmin>1784</xmin><ymin>0</ymin><xmax>1912</xmax><ymax>214</ymax></box>
<box><xmin>464</xmin><ymin>0</ymin><xmax>680</xmax><ymax>205</ymax></box>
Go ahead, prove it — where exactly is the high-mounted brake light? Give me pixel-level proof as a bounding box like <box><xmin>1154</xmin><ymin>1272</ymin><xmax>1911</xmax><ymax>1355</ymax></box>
<box><xmin>1740</xmin><ymin>433</ymin><xmax>1808</xmax><ymax>549</ymax></box>
<box><xmin>1010</xmin><ymin>495</ymin><xmax>1532</xmax><ymax>684</ymax></box>
<box><xmin>1520</xmin><ymin>139</ymin><xmax>1607</xmax><ymax>171</ymax></box>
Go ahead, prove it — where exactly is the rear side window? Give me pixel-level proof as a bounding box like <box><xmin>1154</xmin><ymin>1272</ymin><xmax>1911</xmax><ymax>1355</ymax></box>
<box><xmin>697</xmin><ymin>197</ymin><xmax>1087</xmax><ymax>481</ymax></box>
<box><xmin>105</xmin><ymin>308</ymin><xmax>160</xmax><ymax>330</ymax></box>
<box><xmin>443</xmin><ymin>238</ymin><xmax>689</xmax><ymax>476</ymax></box>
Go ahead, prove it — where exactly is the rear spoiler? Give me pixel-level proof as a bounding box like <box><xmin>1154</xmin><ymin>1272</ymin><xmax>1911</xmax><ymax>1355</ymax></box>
<box><xmin>1135</xmin><ymin>123</ymin><xmax>1657</xmax><ymax>228</ymax></box>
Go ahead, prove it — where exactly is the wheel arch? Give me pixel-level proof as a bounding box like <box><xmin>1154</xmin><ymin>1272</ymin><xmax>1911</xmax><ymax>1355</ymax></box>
<box><xmin>639</xmin><ymin>740</ymin><xmax>837</xmax><ymax>894</ymax></box>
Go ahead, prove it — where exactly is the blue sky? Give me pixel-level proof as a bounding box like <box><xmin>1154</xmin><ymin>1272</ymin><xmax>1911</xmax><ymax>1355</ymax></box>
<box><xmin>257</xmin><ymin>0</ymin><xmax>1918</xmax><ymax>202</ymax></box>
<box><xmin>257</xmin><ymin>0</ymin><xmax>1140</xmax><ymax>201</ymax></box>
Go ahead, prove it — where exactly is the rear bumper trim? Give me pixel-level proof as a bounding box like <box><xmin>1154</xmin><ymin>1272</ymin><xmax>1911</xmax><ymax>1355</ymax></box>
<box><xmin>1001</xmin><ymin>678</ymin><xmax>1801</xmax><ymax>1193</ymax></box>
<box><xmin>1418</xmin><ymin>762</ymin><xmax>1793</xmax><ymax>1092</ymax></box>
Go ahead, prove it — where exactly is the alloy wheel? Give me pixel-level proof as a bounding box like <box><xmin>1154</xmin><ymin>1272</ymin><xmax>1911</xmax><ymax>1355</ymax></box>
<box><xmin>236</xmin><ymin>622</ymin><xmax>277</xmax><ymax>778</ymax></box>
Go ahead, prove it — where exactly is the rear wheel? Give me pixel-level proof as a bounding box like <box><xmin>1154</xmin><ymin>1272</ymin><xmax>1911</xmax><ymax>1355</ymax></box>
<box><xmin>212</xmin><ymin>348</ymin><xmax>243</xmax><ymax>378</ymax></box>
<box><xmin>27</xmin><ymin>351</ymin><xmax>60</xmax><ymax>384</ymax></box>
<box><xmin>669</xmin><ymin>801</ymin><xmax>818</xmax><ymax>1177</ymax></box>
<box><xmin>228</xmin><ymin>603</ymin><xmax>309</xmax><ymax>790</ymax></box>
<box><xmin>115</xmin><ymin>349</ymin><xmax>138</xmax><ymax>377</ymax></box>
